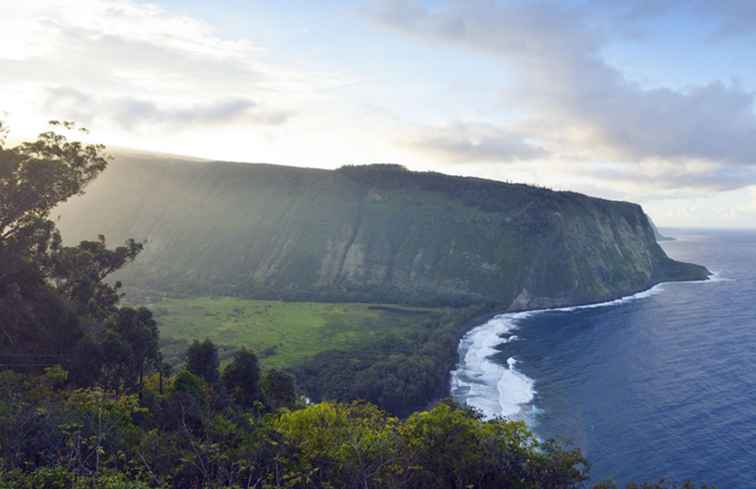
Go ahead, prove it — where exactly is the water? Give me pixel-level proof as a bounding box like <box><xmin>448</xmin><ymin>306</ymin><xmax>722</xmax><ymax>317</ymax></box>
<box><xmin>451</xmin><ymin>229</ymin><xmax>756</xmax><ymax>488</ymax></box>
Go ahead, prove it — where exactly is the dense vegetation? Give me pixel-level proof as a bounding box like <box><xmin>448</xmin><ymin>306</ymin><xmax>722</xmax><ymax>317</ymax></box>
<box><xmin>294</xmin><ymin>306</ymin><xmax>485</xmax><ymax>416</ymax></box>
<box><xmin>0</xmin><ymin>120</ymin><xmax>153</xmax><ymax>388</ymax></box>
<box><xmin>0</xmin><ymin>364</ymin><xmax>712</xmax><ymax>489</ymax></box>
<box><xmin>0</xmin><ymin>367</ymin><xmax>589</xmax><ymax>489</ymax></box>
<box><xmin>0</xmin><ymin>122</ymin><xmax>713</xmax><ymax>488</ymax></box>
<box><xmin>154</xmin><ymin>297</ymin><xmax>486</xmax><ymax>416</ymax></box>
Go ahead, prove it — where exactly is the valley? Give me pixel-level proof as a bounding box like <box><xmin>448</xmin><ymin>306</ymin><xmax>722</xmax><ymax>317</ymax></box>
<box><xmin>153</xmin><ymin>296</ymin><xmax>446</xmax><ymax>368</ymax></box>
<box><xmin>55</xmin><ymin>152</ymin><xmax>709</xmax><ymax>415</ymax></box>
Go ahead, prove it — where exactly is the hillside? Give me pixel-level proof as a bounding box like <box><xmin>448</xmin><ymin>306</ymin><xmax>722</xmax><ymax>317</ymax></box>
<box><xmin>56</xmin><ymin>155</ymin><xmax>709</xmax><ymax>309</ymax></box>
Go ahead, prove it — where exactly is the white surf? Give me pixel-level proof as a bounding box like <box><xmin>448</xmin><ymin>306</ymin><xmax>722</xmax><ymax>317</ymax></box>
<box><xmin>450</xmin><ymin>284</ymin><xmax>670</xmax><ymax>423</ymax></box>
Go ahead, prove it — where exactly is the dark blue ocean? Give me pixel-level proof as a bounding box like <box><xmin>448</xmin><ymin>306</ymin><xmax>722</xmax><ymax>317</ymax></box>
<box><xmin>452</xmin><ymin>229</ymin><xmax>756</xmax><ymax>488</ymax></box>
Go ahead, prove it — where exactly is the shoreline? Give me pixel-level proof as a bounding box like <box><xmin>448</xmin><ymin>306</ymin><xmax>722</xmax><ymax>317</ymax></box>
<box><xmin>448</xmin><ymin>274</ymin><xmax>715</xmax><ymax>421</ymax></box>
<box><xmin>503</xmin><ymin>271</ymin><xmax>713</xmax><ymax>314</ymax></box>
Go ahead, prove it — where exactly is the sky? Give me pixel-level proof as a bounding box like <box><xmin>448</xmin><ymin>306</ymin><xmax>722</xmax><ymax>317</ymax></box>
<box><xmin>2</xmin><ymin>0</ymin><xmax>756</xmax><ymax>228</ymax></box>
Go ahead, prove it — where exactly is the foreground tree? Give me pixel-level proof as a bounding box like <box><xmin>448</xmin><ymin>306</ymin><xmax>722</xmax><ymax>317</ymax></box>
<box><xmin>0</xmin><ymin>120</ymin><xmax>107</xmax><ymax>252</ymax></box>
<box><xmin>48</xmin><ymin>235</ymin><xmax>142</xmax><ymax>320</ymax></box>
<box><xmin>0</xmin><ymin>120</ymin><xmax>148</xmax><ymax>387</ymax></box>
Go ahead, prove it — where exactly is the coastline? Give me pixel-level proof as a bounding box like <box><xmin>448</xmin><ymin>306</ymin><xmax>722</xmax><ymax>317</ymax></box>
<box><xmin>503</xmin><ymin>270</ymin><xmax>712</xmax><ymax>314</ymax></box>
<box><xmin>449</xmin><ymin>273</ymin><xmax>714</xmax><ymax>422</ymax></box>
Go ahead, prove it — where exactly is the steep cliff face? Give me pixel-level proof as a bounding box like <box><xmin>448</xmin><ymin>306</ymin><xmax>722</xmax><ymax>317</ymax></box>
<box><xmin>56</xmin><ymin>155</ymin><xmax>709</xmax><ymax>309</ymax></box>
<box><xmin>647</xmin><ymin>214</ymin><xmax>675</xmax><ymax>241</ymax></box>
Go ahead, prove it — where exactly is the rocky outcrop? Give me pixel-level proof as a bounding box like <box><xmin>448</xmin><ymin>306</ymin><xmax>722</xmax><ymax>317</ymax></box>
<box><xmin>56</xmin><ymin>156</ymin><xmax>709</xmax><ymax>308</ymax></box>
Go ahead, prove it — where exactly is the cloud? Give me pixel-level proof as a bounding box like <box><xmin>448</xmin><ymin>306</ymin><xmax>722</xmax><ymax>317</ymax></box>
<box><xmin>0</xmin><ymin>1</ymin><xmax>267</xmax><ymax>91</ymax></box>
<box><xmin>44</xmin><ymin>87</ymin><xmax>293</xmax><ymax>130</ymax></box>
<box><xmin>595</xmin><ymin>0</ymin><xmax>756</xmax><ymax>39</ymax></box>
<box><xmin>706</xmin><ymin>1</ymin><xmax>756</xmax><ymax>38</ymax></box>
<box><xmin>42</xmin><ymin>87</ymin><xmax>95</xmax><ymax>125</ymax></box>
<box><xmin>370</xmin><ymin>0</ymin><xmax>756</xmax><ymax>187</ymax></box>
<box><xmin>0</xmin><ymin>0</ymin><xmax>342</xmax><ymax>142</ymax></box>
<box><xmin>582</xmin><ymin>160</ymin><xmax>756</xmax><ymax>194</ymax></box>
<box><xmin>406</xmin><ymin>123</ymin><xmax>547</xmax><ymax>163</ymax></box>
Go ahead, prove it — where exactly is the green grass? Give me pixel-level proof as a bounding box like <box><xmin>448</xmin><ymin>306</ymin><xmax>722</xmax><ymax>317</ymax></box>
<box><xmin>152</xmin><ymin>297</ymin><xmax>445</xmax><ymax>368</ymax></box>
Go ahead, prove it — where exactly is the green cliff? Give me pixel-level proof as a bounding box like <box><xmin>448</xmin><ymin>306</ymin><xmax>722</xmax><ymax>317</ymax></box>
<box><xmin>56</xmin><ymin>155</ymin><xmax>709</xmax><ymax>309</ymax></box>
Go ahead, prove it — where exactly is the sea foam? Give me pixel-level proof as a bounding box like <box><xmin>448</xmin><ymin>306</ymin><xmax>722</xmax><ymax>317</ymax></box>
<box><xmin>707</xmin><ymin>271</ymin><xmax>734</xmax><ymax>283</ymax></box>
<box><xmin>450</xmin><ymin>312</ymin><xmax>535</xmax><ymax>421</ymax></box>
<box><xmin>450</xmin><ymin>284</ymin><xmax>668</xmax><ymax>423</ymax></box>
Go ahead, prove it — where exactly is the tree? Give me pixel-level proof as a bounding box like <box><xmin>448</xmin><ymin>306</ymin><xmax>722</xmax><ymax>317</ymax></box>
<box><xmin>102</xmin><ymin>307</ymin><xmax>159</xmax><ymax>394</ymax></box>
<box><xmin>67</xmin><ymin>335</ymin><xmax>105</xmax><ymax>387</ymax></box>
<box><xmin>0</xmin><ymin>120</ymin><xmax>143</xmax><ymax>369</ymax></box>
<box><xmin>173</xmin><ymin>370</ymin><xmax>209</xmax><ymax>404</ymax></box>
<box><xmin>167</xmin><ymin>370</ymin><xmax>210</xmax><ymax>435</ymax></box>
<box><xmin>186</xmin><ymin>338</ymin><xmax>220</xmax><ymax>384</ymax></box>
<box><xmin>275</xmin><ymin>401</ymin><xmax>401</xmax><ymax>489</ymax></box>
<box><xmin>48</xmin><ymin>235</ymin><xmax>142</xmax><ymax>320</ymax></box>
<box><xmin>222</xmin><ymin>348</ymin><xmax>261</xmax><ymax>408</ymax></box>
<box><xmin>0</xmin><ymin>121</ymin><xmax>108</xmax><ymax>254</ymax></box>
<box><xmin>261</xmin><ymin>368</ymin><xmax>297</xmax><ymax>410</ymax></box>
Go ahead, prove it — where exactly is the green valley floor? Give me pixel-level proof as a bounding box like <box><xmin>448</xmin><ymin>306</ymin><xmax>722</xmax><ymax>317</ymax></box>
<box><xmin>154</xmin><ymin>297</ymin><xmax>449</xmax><ymax>367</ymax></box>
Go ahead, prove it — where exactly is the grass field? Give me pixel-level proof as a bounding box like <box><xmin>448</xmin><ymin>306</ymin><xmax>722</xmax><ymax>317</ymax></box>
<box><xmin>152</xmin><ymin>297</ymin><xmax>446</xmax><ymax>368</ymax></box>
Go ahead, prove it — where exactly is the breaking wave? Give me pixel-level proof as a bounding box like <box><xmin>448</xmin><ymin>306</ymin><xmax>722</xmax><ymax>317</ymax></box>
<box><xmin>450</xmin><ymin>284</ymin><xmax>670</xmax><ymax>423</ymax></box>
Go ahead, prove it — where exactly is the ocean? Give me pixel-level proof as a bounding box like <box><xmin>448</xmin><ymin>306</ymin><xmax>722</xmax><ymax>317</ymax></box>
<box><xmin>451</xmin><ymin>228</ymin><xmax>756</xmax><ymax>488</ymax></box>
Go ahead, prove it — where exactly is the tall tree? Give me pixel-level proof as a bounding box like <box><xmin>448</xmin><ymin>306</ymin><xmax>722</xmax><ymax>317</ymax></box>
<box><xmin>0</xmin><ymin>121</ymin><xmax>146</xmax><ymax>380</ymax></box>
<box><xmin>102</xmin><ymin>307</ymin><xmax>160</xmax><ymax>394</ymax></box>
<box><xmin>0</xmin><ymin>121</ymin><xmax>145</xmax><ymax>361</ymax></box>
<box><xmin>222</xmin><ymin>348</ymin><xmax>261</xmax><ymax>408</ymax></box>
<box><xmin>0</xmin><ymin>121</ymin><xmax>108</xmax><ymax>254</ymax></box>
<box><xmin>49</xmin><ymin>235</ymin><xmax>142</xmax><ymax>320</ymax></box>
<box><xmin>261</xmin><ymin>368</ymin><xmax>297</xmax><ymax>410</ymax></box>
<box><xmin>186</xmin><ymin>338</ymin><xmax>220</xmax><ymax>384</ymax></box>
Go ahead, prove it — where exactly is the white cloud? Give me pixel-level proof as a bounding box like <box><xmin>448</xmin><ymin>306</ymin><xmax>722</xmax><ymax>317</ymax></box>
<box><xmin>43</xmin><ymin>86</ymin><xmax>293</xmax><ymax>130</ymax></box>
<box><xmin>370</xmin><ymin>0</ymin><xmax>756</xmax><ymax>189</ymax></box>
<box><xmin>2</xmin><ymin>0</ymin><xmax>756</xmax><ymax>227</ymax></box>
<box><xmin>0</xmin><ymin>0</ymin><xmax>343</xmax><ymax>145</ymax></box>
<box><xmin>405</xmin><ymin>122</ymin><xmax>547</xmax><ymax>163</ymax></box>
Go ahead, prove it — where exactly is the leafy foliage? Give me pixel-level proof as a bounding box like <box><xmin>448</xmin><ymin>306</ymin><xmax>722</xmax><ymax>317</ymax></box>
<box><xmin>153</xmin><ymin>296</ymin><xmax>484</xmax><ymax>416</ymax></box>
<box><xmin>0</xmin><ymin>122</ymin><xmax>143</xmax><ymax>380</ymax></box>
<box><xmin>186</xmin><ymin>338</ymin><xmax>221</xmax><ymax>384</ymax></box>
<box><xmin>0</xmin><ymin>370</ymin><xmax>711</xmax><ymax>489</ymax></box>
<box><xmin>296</xmin><ymin>307</ymin><xmax>484</xmax><ymax>416</ymax></box>
<box><xmin>261</xmin><ymin>369</ymin><xmax>297</xmax><ymax>410</ymax></box>
<box><xmin>222</xmin><ymin>348</ymin><xmax>262</xmax><ymax>408</ymax></box>
<box><xmin>101</xmin><ymin>307</ymin><xmax>160</xmax><ymax>394</ymax></box>
<box><xmin>0</xmin><ymin>121</ymin><xmax>108</xmax><ymax>251</ymax></box>
<box><xmin>49</xmin><ymin>235</ymin><xmax>142</xmax><ymax>320</ymax></box>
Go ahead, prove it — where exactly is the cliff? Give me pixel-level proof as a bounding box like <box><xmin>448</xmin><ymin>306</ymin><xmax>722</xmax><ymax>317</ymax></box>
<box><xmin>647</xmin><ymin>214</ymin><xmax>675</xmax><ymax>241</ymax></box>
<box><xmin>56</xmin><ymin>155</ymin><xmax>709</xmax><ymax>309</ymax></box>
